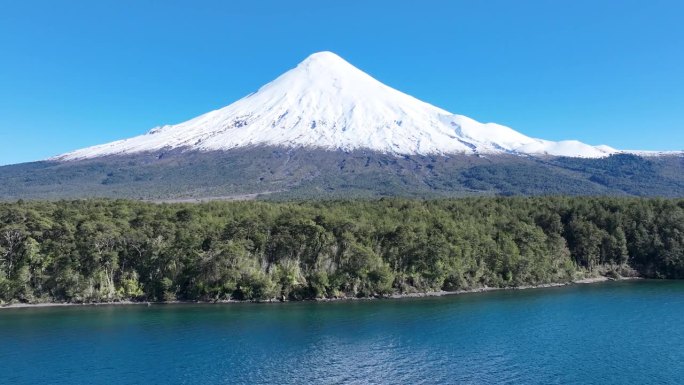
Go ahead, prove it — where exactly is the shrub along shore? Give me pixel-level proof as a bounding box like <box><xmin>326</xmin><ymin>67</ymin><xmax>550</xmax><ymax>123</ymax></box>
<box><xmin>0</xmin><ymin>197</ymin><xmax>682</xmax><ymax>305</ymax></box>
<box><xmin>0</xmin><ymin>276</ymin><xmax>641</xmax><ymax>309</ymax></box>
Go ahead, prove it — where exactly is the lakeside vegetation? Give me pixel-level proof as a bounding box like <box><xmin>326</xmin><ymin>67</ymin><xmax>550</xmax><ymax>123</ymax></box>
<box><xmin>0</xmin><ymin>197</ymin><xmax>682</xmax><ymax>304</ymax></box>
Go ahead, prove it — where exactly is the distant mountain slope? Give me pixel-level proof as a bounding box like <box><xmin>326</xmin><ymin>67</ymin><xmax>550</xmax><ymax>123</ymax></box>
<box><xmin>2</xmin><ymin>51</ymin><xmax>681</xmax><ymax>200</ymax></box>
<box><xmin>1</xmin><ymin>148</ymin><xmax>682</xmax><ymax>200</ymax></box>
<box><xmin>55</xmin><ymin>52</ymin><xmax>617</xmax><ymax>161</ymax></box>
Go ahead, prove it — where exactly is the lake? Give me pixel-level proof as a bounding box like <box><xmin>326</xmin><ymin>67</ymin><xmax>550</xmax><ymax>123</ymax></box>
<box><xmin>1</xmin><ymin>281</ymin><xmax>682</xmax><ymax>384</ymax></box>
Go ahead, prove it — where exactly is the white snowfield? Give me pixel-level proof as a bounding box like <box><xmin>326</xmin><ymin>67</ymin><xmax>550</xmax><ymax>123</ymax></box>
<box><xmin>57</xmin><ymin>51</ymin><xmax>634</xmax><ymax>161</ymax></box>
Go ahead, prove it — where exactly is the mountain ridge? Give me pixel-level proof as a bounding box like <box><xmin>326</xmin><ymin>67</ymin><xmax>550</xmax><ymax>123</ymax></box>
<box><xmin>55</xmin><ymin>51</ymin><xmax>620</xmax><ymax>161</ymax></box>
<box><xmin>1</xmin><ymin>52</ymin><xmax>681</xmax><ymax>201</ymax></box>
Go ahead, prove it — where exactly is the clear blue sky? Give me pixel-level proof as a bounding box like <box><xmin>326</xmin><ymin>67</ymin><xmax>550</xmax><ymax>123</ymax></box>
<box><xmin>1</xmin><ymin>0</ymin><xmax>682</xmax><ymax>165</ymax></box>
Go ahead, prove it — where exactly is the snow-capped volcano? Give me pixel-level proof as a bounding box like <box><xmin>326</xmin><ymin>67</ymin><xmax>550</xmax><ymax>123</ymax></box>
<box><xmin>56</xmin><ymin>51</ymin><xmax>616</xmax><ymax>160</ymax></box>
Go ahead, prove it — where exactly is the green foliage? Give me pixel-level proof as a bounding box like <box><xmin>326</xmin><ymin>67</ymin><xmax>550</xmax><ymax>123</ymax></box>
<box><xmin>0</xmin><ymin>150</ymin><xmax>682</xmax><ymax>201</ymax></box>
<box><xmin>0</xmin><ymin>197</ymin><xmax>682</xmax><ymax>304</ymax></box>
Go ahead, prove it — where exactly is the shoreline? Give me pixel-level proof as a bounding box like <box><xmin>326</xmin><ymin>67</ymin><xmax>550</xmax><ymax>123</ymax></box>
<box><xmin>0</xmin><ymin>276</ymin><xmax>641</xmax><ymax>310</ymax></box>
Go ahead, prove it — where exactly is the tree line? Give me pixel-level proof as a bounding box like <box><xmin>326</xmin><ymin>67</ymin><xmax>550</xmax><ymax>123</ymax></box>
<box><xmin>0</xmin><ymin>197</ymin><xmax>682</xmax><ymax>304</ymax></box>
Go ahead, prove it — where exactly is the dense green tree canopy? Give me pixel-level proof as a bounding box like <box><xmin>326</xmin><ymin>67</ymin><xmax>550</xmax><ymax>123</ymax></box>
<box><xmin>0</xmin><ymin>197</ymin><xmax>682</xmax><ymax>304</ymax></box>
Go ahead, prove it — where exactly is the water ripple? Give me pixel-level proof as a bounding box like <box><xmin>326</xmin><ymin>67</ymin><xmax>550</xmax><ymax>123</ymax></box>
<box><xmin>0</xmin><ymin>281</ymin><xmax>682</xmax><ymax>384</ymax></box>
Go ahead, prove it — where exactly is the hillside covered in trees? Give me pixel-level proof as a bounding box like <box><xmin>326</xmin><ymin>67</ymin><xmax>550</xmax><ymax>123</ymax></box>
<box><xmin>1</xmin><ymin>197</ymin><xmax>682</xmax><ymax>304</ymax></box>
<box><xmin>1</xmin><ymin>151</ymin><xmax>683</xmax><ymax>201</ymax></box>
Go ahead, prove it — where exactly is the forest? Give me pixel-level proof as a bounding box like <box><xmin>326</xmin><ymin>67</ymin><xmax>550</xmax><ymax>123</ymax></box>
<box><xmin>0</xmin><ymin>197</ymin><xmax>682</xmax><ymax>304</ymax></box>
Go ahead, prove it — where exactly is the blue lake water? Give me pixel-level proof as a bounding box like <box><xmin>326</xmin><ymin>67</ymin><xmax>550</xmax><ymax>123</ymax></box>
<box><xmin>1</xmin><ymin>281</ymin><xmax>682</xmax><ymax>384</ymax></box>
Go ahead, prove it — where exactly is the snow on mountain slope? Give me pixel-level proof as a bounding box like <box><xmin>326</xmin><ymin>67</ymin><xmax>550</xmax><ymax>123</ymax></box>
<box><xmin>55</xmin><ymin>51</ymin><xmax>617</xmax><ymax>161</ymax></box>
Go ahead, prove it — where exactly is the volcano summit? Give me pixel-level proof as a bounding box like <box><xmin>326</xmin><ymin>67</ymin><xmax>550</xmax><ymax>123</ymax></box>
<box><xmin>1</xmin><ymin>52</ymin><xmax>682</xmax><ymax>200</ymax></box>
<box><xmin>56</xmin><ymin>51</ymin><xmax>617</xmax><ymax>161</ymax></box>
